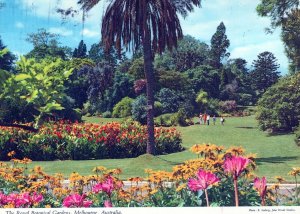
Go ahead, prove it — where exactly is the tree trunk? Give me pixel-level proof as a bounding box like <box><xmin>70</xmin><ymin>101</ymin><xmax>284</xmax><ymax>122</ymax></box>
<box><xmin>143</xmin><ymin>25</ymin><xmax>155</xmax><ymax>155</ymax></box>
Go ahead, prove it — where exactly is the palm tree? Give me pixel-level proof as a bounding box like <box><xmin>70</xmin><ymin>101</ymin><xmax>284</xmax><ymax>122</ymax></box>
<box><xmin>78</xmin><ymin>0</ymin><xmax>201</xmax><ymax>154</ymax></box>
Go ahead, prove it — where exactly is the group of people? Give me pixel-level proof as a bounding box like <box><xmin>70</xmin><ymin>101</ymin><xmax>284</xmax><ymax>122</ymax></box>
<box><xmin>198</xmin><ymin>113</ymin><xmax>225</xmax><ymax>125</ymax></box>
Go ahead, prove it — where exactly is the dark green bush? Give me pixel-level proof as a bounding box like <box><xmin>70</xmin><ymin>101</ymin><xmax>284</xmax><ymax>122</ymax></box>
<box><xmin>131</xmin><ymin>95</ymin><xmax>147</xmax><ymax>124</ymax></box>
<box><xmin>295</xmin><ymin>127</ymin><xmax>300</xmax><ymax>146</ymax></box>
<box><xmin>256</xmin><ymin>73</ymin><xmax>300</xmax><ymax>132</ymax></box>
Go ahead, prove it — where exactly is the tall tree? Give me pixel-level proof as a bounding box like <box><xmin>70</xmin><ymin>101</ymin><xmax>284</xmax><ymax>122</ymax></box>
<box><xmin>0</xmin><ymin>37</ymin><xmax>16</xmax><ymax>72</ymax></box>
<box><xmin>26</xmin><ymin>28</ymin><xmax>71</xmax><ymax>60</ymax></box>
<box><xmin>250</xmin><ymin>51</ymin><xmax>280</xmax><ymax>96</ymax></box>
<box><xmin>256</xmin><ymin>1</ymin><xmax>300</xmax><ymax>73</ymax></box>
<box><xmin>256</xmin><ymin>0</ymin><xmax>299</xmax><ymax>29</ymax></box>
<box><xmin>73</xmin><ymin>40</ymin><xmax>87</xmax><ymax>58</ymax></box>
<box><xmin>77</xmin><ymin>0</ymin><xmax>201</xmax><ymax>154</ymax></box>
<box><xmin>281</xmin><ymin>9</ymin><xmax>300</xmax><ymax>73</ymax></box>
<box><xmin>209</xmin><ymin>22</ymin><xmax>230</xmax><ymax>69</ymax></box>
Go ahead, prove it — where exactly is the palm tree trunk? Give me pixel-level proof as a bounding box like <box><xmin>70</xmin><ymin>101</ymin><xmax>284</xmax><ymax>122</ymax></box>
<box><xmin>143</xmin><ymin>24</ymin><xmax>155</xmax><ymax>155</ymax></box>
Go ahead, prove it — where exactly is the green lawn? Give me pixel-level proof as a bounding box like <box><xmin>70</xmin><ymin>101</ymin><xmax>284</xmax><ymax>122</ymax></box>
<box><xmin>26</xmin><ymin>116</ymin><xmax>300</xmax><ymax>182</ymax></box>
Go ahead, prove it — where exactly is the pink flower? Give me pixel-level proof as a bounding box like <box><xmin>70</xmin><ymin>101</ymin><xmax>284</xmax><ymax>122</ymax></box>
<box><xmin>31</xmin><ymin>192</ymin><xmax>44</xmax><ymax>204</ymax></box>
<box><xmin>0</xmin><ymin>192</ymin><xmax>7</xmax><ymax>206</ymax></box>
<box><xmin>223</xmin><ymin>156</ymin><xmax>250</xmax><ymax>179</ymax></box>
<box><xmin>63</xmin><ymin>194</ymin><xmax>93</xmax><ymax>208</ymax></box>
<box><xmin>253</xmin><ymin>177</ymin><xmax>267</xmax><ymax>198</ymax></box>
<box><xmin>104</xmin><ymin>200</ymin><xmax>113</xmax><ymax>207</ymax></box>
<box><xmin>188</xmin><ymin>169</ymin><xmax>220</xmax><ymax>191</ymax></box>
<box><xmin>92</xmin><ymin>176</ymin><xmax>114</xmax><ymax>196</ymax></box>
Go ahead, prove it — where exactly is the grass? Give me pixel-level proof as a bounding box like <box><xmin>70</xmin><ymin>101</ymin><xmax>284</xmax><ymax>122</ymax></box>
<box><xmin>26</xmin><ymin>115</ymin><xmax>300</xmax><ymax>182</ymax></box>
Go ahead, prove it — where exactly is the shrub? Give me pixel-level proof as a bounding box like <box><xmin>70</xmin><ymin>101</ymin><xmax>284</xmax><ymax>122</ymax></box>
<box><xmin>112</xmin><ymin>97</ymin><xmax>134</xmax><ymax>118</ymax></box>
<box><xmin>295</xmin><ymin>127</ymin><xmax>300</xmax><ymax>146</ymax></box>
<box><xmin>102</xmin><ymin>111</ymin><xmax>112</xmax><ymax>118</ymax></box>
<box><xmin>173</xmin><ymin>108</ymin><xmax>189</xmax><ymax>126</ymax></box>
<box><xmin>0</xmin><ymin>121</ymin><xmax>183</xmax><ymax>160</ymax></box>
<box><xmin>154</xmin><ymin>101</ymin><xmax>163</xmax><ymax>117</ymax></box>
<box><xmin>155</xmin><ymin>113</ymin><xmax>177</xmax><ymax>127</ymax></box>
<box><xmin>219</xmin><ymin>100</ymin><xmax>237</xmax><ymax>113</ymax></box>
<box><xmin>256</xmin><ymin>73</ymin><xmax>300</xmax><ymax>132</ymax></box>
<box><xmin>131</xmin><ymin>95</ymin><xmax>147</xmax><ymax>124</ymax></box>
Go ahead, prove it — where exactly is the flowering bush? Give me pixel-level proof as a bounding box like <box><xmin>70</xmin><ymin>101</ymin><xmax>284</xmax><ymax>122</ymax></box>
<box><xmin>0</xmin><ymin>144</ymin><xmax>300</xmax><ymax>208</ymax></box>
<box><xmin>0</xmin><ymin>120</ymin><xmax>183</xmax><ymax>160</ymax></box>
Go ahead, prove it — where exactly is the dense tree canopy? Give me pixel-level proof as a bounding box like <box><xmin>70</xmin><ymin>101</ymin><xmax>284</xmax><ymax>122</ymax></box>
<box><xmin>0</xmin><ymin>38</ymin><xmax>16</xmax><ymax>72</ymax></box>
<box><xmin>209</xmin><ymin>22</ymin><xmax>230</xmax><ymax>69</ymax></box>
<box><xmin>250</xmin><ymin>51</ymin><xmax>280</xmax><ymax>96</ymax></box>
<box><xmin>256</xmin><ymin>72</ymin><xmax>300</xmax><ymax>132</ymax></box>
<box><xmin>26</xmin><ymin>28</ymin><xmax>71</xmax><ymax>60</ymax></box>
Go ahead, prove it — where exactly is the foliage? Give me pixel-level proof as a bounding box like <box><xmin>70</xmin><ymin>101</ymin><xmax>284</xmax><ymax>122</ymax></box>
<box><xmin>209</xmin><ymin>22</ymin><xmax>230</xmax><ymax>69</ymax></box>
<box><xmin>219</xmin><ymin>100</ymin><xmax>237</xmax><ymax>114</ymax></box>
<box><xmin>155</xmin><ymin>35</ymin><xmax>210</xmax><ymax>72</ymax></box>
<box><xmin>88</xmin><ymin>43</ymin><xmax>121</xmax><ymax>68</ymax></box>
<box><xmin>131</xmin><ymin>95</ymin><xmax>147</xmax><ymax>124</ymax></box>
<box><xmin>256</xmin><ymin>0</ymin><xmax>300</xmax><ymax>73</ymax></box>
<box><xmin>0</xmin><ymin>57</ymin><xmax>73</xmax><ymax>127</ymax></box>
<box><xmin>85</xmin><ymin>63</ymin><xmax>114</xmax><ymax>102</ymax></box>
<box><xmin>154</xmin><ymin>113</ymin><xmax>177</xmax><ymax>127</ymax></box>
<box><xmin>134</xmin><ymin>79</ymin><xmax>147</xmax><ymax>94</ymax></box>
<box><xmin>128</xmin><ymin>57</ymin><xmax>144</xmax><ymax>79</ymax></box>
<box><xmin>102</xmin><ymin>111</ymin><xmax>112</xmax><ymax>118</ymax></box>
<box><xmin>157</xmin><ymin>70</ymin><xmax>189</xmax><ymax>91</ymax></box>
<box><xmin>0</xmin><ymin>38</ymin><xmax>16</xmax><ymax>72</ymax></box>
<box><xmin>64</xmin><ymin>58</ymin><xmax>95</xmax><ymax>108</ymax></box>
<box><xmin>0</xmin><ymin>121</ymin><xmax>183</xmax><ymax>160</ymax></box>
<box><xmin>256</xmin><ymin>73</ymin><xmax>300</xmax><ymax>132</ymax></box>
<box><xmin>294</xmin><ymin>127</ymin><xmax>300</xmax><ymax>146</ymax></box>
<box><xmin>156</xmin><ymin>88</ymin><xmax>181</xmax><ymax>114</ymax></box>
<box><xmin>281</xmin><ymin>9</ymin><xmax>300</xmax><ymax>73</ymax></box>
<box><xmin>25</xmin><ymin>28</ymin><xmax>71</xmax><ymax>60</ymax></box>
<box><xmin>195</xmin><ymin>90</ymin><xmax>208</xmax><ymax>112</ymax></box>
<box><xmin>256</xmin><ymin>0</ymin><xmax>299</xmax><ymax>28</ymax></box>
<box><xmin>73</xmin><ymin>40</ymin><xmax>87</xmax><ymax>58</ymax></box>
<box><xmin>112</xmin><ymin>97</ymin><xmax>134</xmax><ymax>118</ymax></box>
<box><xmin>250</xmin><ymin>51</ymin><xmax>280</xmax><ymax>96</ymax></box>
<box><xmin>104</xmin><ymin>71</ymin><xmax>135</xmax><ymax>111</ymax></box>
<box><xmin>185</xmin><ymin>65</ymin><xmax>221</xmax><ymax>98</ymax></box>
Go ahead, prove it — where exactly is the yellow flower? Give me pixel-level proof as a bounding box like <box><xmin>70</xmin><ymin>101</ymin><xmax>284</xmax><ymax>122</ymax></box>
<box><xmin>275</xmin><ymin>176</ymin><xmax>286</xmax><ymax>183</ymax></box>
<box><xmin>150</xmin><ymin>189</ymin><xmax>158</xmax><ymax>195</ymax></box>
<box><xmin>176</xmin><ymin>183</ymin><xmax>186</xmax><ymax>192</ymax></box>
<box><xmin>45</xmin><ymin>205</ymin><xmax>51</xmax><ymax>208</ymax></box>
<box><xmin>92</xmin><ymin>166</ymin><xmax>107</xmax><ymax>173</ymax></box>
<box><xmin>288</xmin><ymin>167</ymin><xmax>300</xmax><ymax>176</ymax></box>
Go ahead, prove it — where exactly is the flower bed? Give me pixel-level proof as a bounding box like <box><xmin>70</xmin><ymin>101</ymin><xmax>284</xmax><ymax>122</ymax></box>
<box><xmin>0</xmin><ymin>144</ymin><xmax>299</xmax><ymax>208</ymax></box>
<box><xmin>0</xmin><ymin>120</ymin><xmax>183</xmax><ymax>160</ymax></box>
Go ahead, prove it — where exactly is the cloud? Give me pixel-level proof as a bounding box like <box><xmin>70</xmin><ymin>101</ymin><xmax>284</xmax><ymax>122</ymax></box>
<box><xmin>81</xmin><ymin>28</ymin><xmax>100</xmax><ymax>38</ymax></box>
<box><xmin>49</xmin><ymin>27</ymin><xmax>73</xmax><ymax>36</ymax></box>
<box><xmin>15</xmin><ymin>21</ymin><xmax>24</xmax><ymax>29</ymax></box>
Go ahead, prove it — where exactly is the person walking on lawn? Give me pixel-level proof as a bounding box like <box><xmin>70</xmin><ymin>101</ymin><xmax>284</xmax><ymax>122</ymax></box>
<box><xmin>213</xmin><ymin>115</ymin><xmax>216</xmax><ymax>125</ymax></box>
<box><xmin>207</xmin><ymin>114</ymin><xmax>210</xmax><ymax>125</ymax></box>
<box><xmin>203</xmin><ymin>113</ymin><xmax>207</xmax><ymax>125</ymax></box>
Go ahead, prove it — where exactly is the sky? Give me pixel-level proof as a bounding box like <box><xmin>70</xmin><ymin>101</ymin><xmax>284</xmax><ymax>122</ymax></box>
<box><xmin>0</xmin><ymin>0</ymin><xmax>289</xmax><ymax>73</ymax></box>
